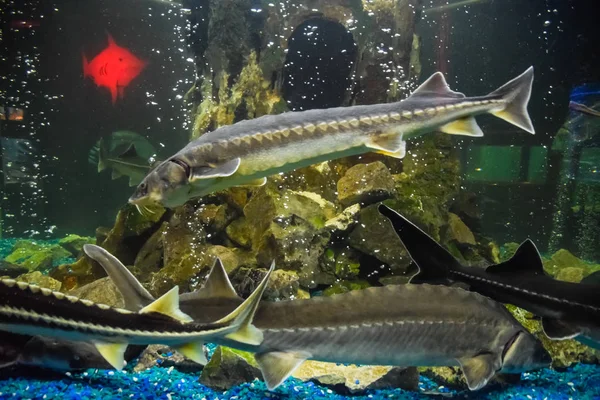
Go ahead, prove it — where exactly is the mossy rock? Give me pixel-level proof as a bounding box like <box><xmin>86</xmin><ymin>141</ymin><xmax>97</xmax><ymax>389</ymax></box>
<box><xmin>69</xmin><ymin>277</ymin><xmax>124</xmax><ymax>308</ymax></box>
<box><xmin>337</xmin><ymin>161</ymin><xmax>395</xmax><ymax>207</ymax></box>
<box><xmin>58</xmin><ymin>234</ymin><xmax>95</xmax><ymax>257</ymax></box>
<box><xmin>5</xmin><ymin>240</ymin><xmax>71</xmax><ymax>271</ymax></box>
<box><xmin>323</xmin><ymin>280</ymin><xmax>371</xmax><ymax>296</ymax></box>
<box><xmin>348</xmin><ymin>203</ymin><xmax>413</xmax><ymax>275</ymax></box>
<box><xmin>16</xmin><ymin>271</ymin><xmax>62</xmax><ymax>291</ymax></box>
<box><xmin>199</xmin><ymin>346</ymin><xmax>260</xmax><ymax>391</ymax></box>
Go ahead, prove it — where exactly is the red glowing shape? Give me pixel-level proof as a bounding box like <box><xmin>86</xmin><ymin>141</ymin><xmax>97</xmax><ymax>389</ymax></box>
<box><xmin>82</xmin><ymin>34</ymin><xmax>147</xmax><ymax>104</ymax></box>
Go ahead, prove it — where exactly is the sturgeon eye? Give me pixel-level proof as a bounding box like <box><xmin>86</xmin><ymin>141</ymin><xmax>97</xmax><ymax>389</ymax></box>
<box><xmin>138</xmin><ymin>182</ymin><xmax>148</xmax><ymax>195</ymax></box>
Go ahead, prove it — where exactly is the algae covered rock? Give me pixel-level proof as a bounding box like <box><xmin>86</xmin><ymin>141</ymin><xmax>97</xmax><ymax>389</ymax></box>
<box><xmin>5</xmin><ymin>240</ymin><xmax>72</xmax><ymax>272</ymax></box>
<box><xmin>324</xmin><ymin>204</ymin><xmax>361</xmax><ymax>233</ymax></box>
<box><xmin>544</xmin><ymin>248</ymin><xmax>591</xmax><ymax>276</ymax></box>
<box><xmin>348</xmin><ymin>203</ymin><xmax>413</xmax><ymax>275</ymax></box>
<box><xmin>199</xmin><ymin>346</ymin><xmax>261</xmax><ymax>390</ymax></box>
<box><xmin>69</xmin><ymin>277</ymin><xmax>124</xmax><ymax>308</ymax></box>
<box><xmin>292</xmin><ymin>361</ymin><xmax>419</xmax><ymax>394</ymax></box>
<box><xmin>555</xmin><ymin>267</ymin><xmax>586</xmax><ymax>283</ymax></box>
<box><xmin>323</xmin><ymin>280</ymin><xmax>370</xmax><ymax>296</ymax></box>
<box><xmin>58</xmin><ymin>234</ymin><xmax>95</xmax><ymax>257</ymax></box>
<box><xmin>445</xmin><ymin>213</ymin><xmax>476</xmax><ymax>245</ymax></box>
<box><xmin>231</xmin><ymin>266</ymin><xmax>302</xmax><ymax>301</ymax></box>
<box><xmin>0</xmin><ymin>260</ymin><xmax>28</xmax><ymax>278</ymax></box>
<box><xmin>337</xmin><ymin>161</ymin><xmax>395</xmax><ymax>207</ymax></box>
<box><xmin>16</xmin><ymin>271</ymin><xmax>62</xmax><ymax>291</ymax></box>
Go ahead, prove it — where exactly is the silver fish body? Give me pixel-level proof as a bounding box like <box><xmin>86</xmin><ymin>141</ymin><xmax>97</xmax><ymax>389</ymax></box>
<box><xmin>86</xmin><ymin>246</ymin><xmax>550</xmax><ymax>391</ymax></box>
<box><xmin>130</xmin><ymin>67</ymin><xmax>535</xmax><ymax>208</ymax></box>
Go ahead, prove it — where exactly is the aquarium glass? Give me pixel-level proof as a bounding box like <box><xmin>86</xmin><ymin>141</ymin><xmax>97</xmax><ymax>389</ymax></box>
<box><xmin>1</xmin><ymin>0</ymin><xmax>599</xmax><ymax>399</ymax></box>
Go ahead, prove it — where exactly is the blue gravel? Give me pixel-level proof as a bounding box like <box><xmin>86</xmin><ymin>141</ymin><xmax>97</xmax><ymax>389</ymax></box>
<box><xmin>0</xmin><ymin>363</ymin><xmax>599</xmax><ymax>400</ymax></box>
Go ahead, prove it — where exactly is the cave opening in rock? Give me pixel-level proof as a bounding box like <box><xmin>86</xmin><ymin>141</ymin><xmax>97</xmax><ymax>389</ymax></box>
<box><xmin>282</xmin><ymin>17</ymin><xmax>357</xmax><ymax>111</ymax></box>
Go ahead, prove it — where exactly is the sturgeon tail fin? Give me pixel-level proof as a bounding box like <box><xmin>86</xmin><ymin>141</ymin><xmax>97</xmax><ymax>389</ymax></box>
<box><xmin>488</xmin><ymin>66</ymin><xmax>535</xmax><ymax>134</ymax></box>
<box><xmin>378</xmin><ymin>204</ymin><xmax>460</xmax><ymax>285</ymax></box>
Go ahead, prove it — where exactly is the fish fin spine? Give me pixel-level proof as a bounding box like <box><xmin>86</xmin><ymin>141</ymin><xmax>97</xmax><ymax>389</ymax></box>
<box><xmin>174</xmin><ymin>342</ymin><xmax>208</xmax><ymax>365</ymax></box>
<box><xmin>367</xmin><ymin>134</ymin><xmax>406</xmax><ymax>159</ymax></box>
<box><xmin>485</xmin><ymin>239</ymin><xmax>545</xmax><ymax>277</ymax></box>
<box><xmin>95</xmin><ymin>342</ymin><xmax>128</xmax><ymax>370</ymax></box>
<box><xmin>255</xmin><ymin>351</ymin><xmax>310</xmax><ymax>390</ymax></box>
<box><xmin>140</xmin><ymin>286</ymin><xmax>193</xmax><ymax>323</ymax></box>
<box><xmin>219</xmin><ymin>261</ymin><xmax>275</xmax><ymax>346</ymax></box>
<box><xmin>458</xmin><ymin>353</ymin><xmax>500</xmax><ymax>391</ymax></box>
<box><xmin>410</xmin><ymin>72</ymin><xmax>466</xmax><ymax>99</ymax></box>
<box><xmin>488</xmin><ymin>66</ymin><xmax>535</xmax><ymax>134</ymax></box>
<box><xmin>440</xmin><ymin>117</ymin><xmax>484</xmax><ymax>137</ymax></box>
<box><xmin>378</xmin><ymin>205</ymin><xmax>456</xmax><ymax>285</ymax></box>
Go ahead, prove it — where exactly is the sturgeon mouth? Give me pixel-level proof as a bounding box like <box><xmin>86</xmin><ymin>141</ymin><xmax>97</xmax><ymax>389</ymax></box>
<box><xmin>501</xmin><ymin>331</ymin><xmax>521</xmax><ymax>363</ymax></box>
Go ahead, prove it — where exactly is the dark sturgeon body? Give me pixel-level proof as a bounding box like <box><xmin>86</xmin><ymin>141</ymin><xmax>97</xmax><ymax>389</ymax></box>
<box><xmin>378</xmin><ymin>204</ymin><xmax>600</xmax><ymax>349</ymax></box>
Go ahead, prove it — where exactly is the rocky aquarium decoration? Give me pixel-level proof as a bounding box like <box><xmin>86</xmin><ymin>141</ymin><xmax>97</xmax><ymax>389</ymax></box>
<box><xmin>1</xmin><ymin>0</ymin><xmax>598</xmax><ymax>394</ymax></box>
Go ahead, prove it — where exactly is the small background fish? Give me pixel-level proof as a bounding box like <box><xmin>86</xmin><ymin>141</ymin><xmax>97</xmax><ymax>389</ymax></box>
<box><xmin>88</xmin><ymin>131</ymin><xmax>157</xmax><ymax>186</ymax></box>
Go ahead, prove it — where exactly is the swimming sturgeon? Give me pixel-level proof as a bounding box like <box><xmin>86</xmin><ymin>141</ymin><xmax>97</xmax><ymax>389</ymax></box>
<box><xmin>378</xmin><ymin>204</ymin><xmax>600</xmax><ymax>350</ymax></box>
<box><xmin>83</xmin><ymin>244</ymin><xmax>550</xmax><ymax>391</ymax></box>
<box><xmin>0</xmin><ymin>263</ymin><xmax>273</xmax><ymax>370</ymax></box>
<box><xmin>129</xmin><ymin>67</ymin><xmax>535</xmax><ymax>208</ymax></box>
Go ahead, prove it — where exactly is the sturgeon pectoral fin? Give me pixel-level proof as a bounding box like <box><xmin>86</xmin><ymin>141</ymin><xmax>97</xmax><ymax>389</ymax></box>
<box><xmin>140</xmin><ymin>286</ymin><xmax>193</xmax><ymax>323</ymax></box>
<box><xmin>542</xmin><ymin>317</ymin><xmax>580</xmax><ymax>340</ymax></box>
<box><xmin>440</xmin><ymin>117</ymin><xmax>484</xmax><ymax>137</ymax></box>
<box><xmin>219</xmin><ymin>261</ymin><xmax>276</xmax><ymax>346</ymax></box>
<box><xmin>95</xmin><ymin>342</ymin><xmax>128</xmax><ymax>370</ymax></box>
<box><xmin>174</xmin><ymin>342</ymin><xmax>208</xmax><ymax>365</ymax></box>
<box><xmin>367</xmin><ymin>134</ymin><xmax>406</xmax><ymax>159</ymax></box>
<box><xmin>255</xmin><ymin>351</ymin><xmax>311</xmax><ymax>390</ymax></box>
<box><xmin>458</xmin><ymin>353</ymin><xmax>499</xmax><ymax>391</ymax></box>
<box><xmin>189</xmin><ymin>158</ymin><xmax>241</xmax><ymax>182</ymax></box>
<box><xmin>239</xmin><ymin>177</ymin><xmax>267</xmax><ymax>187</ymax></box>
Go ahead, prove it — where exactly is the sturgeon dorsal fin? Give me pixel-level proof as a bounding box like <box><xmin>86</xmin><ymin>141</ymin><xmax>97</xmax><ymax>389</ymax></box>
<box><xmin>410</xmin><ymin>72</ymin><xmax>466</xmax><ymax>99</ymax></box>
<box><xmin>83</xmin><ymin>244</ymin><xmax>155</xmax><ymax>311</ymax></box>
<box><xmin>541</xmin><ymin>317</ymin><xmax>580</xmax><ymax>340</ymax></box>
<box><xmin>255</xmin><ymin>351</ymin><xmax>311</xmax><ymax>390</ymax></box>
<box><xmin>140</xmin><ymin>286</ymin><xmax>193</xmax><ymax>323</ymax></box>
<box><xmin>180</xmin><ymin>258</ymin><xmax>240</xmax><ymax>301</ymax></box>
<box><xmin>458</xmin><ymin>353</ymin><xmax>500</xmax><ymax>391</ymax></box>
<box><xmin>485</xmin><ymin>239</ymin><xmax>546</xmax><ymax>277</ymax></box>
<box><xmin>217</xmin><ymin>261</ymin><xmax>275</xmax><ymax>346</ymax></box>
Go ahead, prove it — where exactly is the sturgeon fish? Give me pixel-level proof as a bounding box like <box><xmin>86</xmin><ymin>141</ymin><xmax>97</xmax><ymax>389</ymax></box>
<box><xmin>129</xmin><ymin>67</ymin><xmax>535</xmax><ymax>208</ymax></box>
<box><xmin>0</xmin><ymin>263</ymin><xmax>272</xmax><ymax>370</ymax></box>
<box><xmin>80</xmin><ymin>245</ymin><xmax>550</xmax><ymax>391</ymax></box>
<box><xmin>378</xmin><ymin>204</ymin><xmax>600</xmax><ymax>350</ymax></box>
